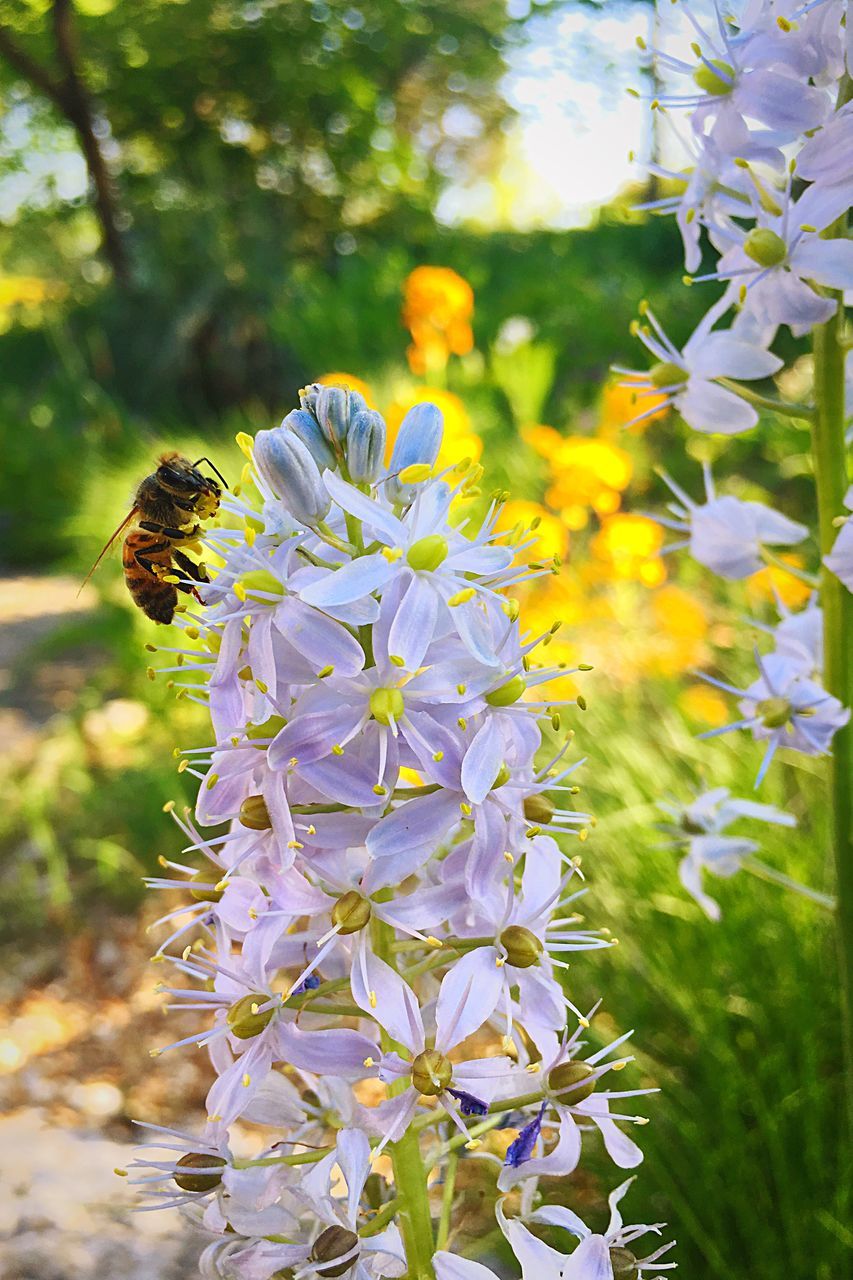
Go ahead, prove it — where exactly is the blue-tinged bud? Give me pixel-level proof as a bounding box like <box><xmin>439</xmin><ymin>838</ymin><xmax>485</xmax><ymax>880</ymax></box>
<box><xmin>347</xmin><ymin>409</ymin><xmax>387</xmax><ymax>482</ymax></box>
<box><xmin>315</xmin><ymin>386</ymin><xmax>350</xmax><ymax>445</ymax></box>
<box><xmin>254</xmin><ymin>427</ymin><xmax>331</xmax><ymax>525</ymax></box>
<box><xmin>505</xmin><ymin>1102</ymin><xmax>545</xmax><ymax>1168</ymax></box>
<box><xmin>282</xmin><ymin>409</ymin><xmax>336</xmax><ymax>472</ymax></box>
<box><xmin>386</xmin><ymin>402</ymin><xmax>444</xmax><ymax>504</ymax></box>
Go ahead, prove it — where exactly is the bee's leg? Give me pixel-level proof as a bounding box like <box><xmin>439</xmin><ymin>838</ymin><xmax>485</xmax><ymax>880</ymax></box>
<box><xmin>139</xmin><ymin>519</ymin><xmax>202</xmax><ymax>540</ymax></box>
<box><xmin>173</xmin><ymin>549</ymin><xmax>209</xmax><ymax>584</ymax></box>
<box><xmin>133</xmin><ymin>541</ymin><xmax>171</xmax><ymax>579</ymax></box>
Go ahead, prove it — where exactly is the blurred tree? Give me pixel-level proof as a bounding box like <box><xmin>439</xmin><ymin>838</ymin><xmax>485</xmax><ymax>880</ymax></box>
<box><xmin>0</xmin><ymin>0</ymin><xmax>548</xmax><ymax>407</ymax></box>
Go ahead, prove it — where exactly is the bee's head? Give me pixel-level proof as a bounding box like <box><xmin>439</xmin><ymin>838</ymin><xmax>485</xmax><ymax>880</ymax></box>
<box><xmin>156</xmin><ymin>454</ymin><xmax>222</xmax><ymax>502</ymax></box>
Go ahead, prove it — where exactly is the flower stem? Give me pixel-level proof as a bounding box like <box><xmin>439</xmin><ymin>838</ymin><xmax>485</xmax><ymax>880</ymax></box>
<box><xmin>812</xmin><ymin>289</ymin><xmax>853</xmax><ymax>1129</ymax></box>
<box><xmin>373</xmin><ymin>917</ymin><xmax>436</xmax><ymax>1279</ymax></box>
<box><xmin>717</xmin><ymin>377</ymin><xmax>814</xmax><ymax>421</ymax></box>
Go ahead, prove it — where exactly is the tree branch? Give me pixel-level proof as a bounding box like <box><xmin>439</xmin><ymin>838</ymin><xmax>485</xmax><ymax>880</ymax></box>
<box><xmin>0</xmin><ymin>3</ymin><xmax>130</xmax><ymax>282</ymax></box>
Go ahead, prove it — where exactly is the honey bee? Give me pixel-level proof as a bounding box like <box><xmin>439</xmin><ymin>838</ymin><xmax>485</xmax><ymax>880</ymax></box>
<box><xmin>82</xmin><ymin>453</ymin><xmax>226</xmax><ymax>623</ymax></box>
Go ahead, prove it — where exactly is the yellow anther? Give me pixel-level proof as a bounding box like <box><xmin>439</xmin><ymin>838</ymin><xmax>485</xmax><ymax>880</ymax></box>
<box><xmin>578</xmin><ymin>829</ymin><xmax>589</xmax><ymax>842</ymax></box>
<box><xmin>215</xmin><ymin>879</ymin><xmax>228</xmax><ymax>892</ymax></box>
<box><xmin>146</xmin><ymin>667</ymin><xmax>156</xmax><ymax>681</ymax></box>
<box><xmin>578</xmin><ymin>1016</ymin><xmax>590</xmax><ymax>1028</ymax></box>
<box><xmin>460</xmin><ymin>802</ymin><xmax>472</xmax><ymax>816</ymax></box>
<box><xmin>306</xmin><ymin>824</ymin><xmax>316</xmax><ymax>835</ymax></box>
<box><xmin>369</xmin><ymin>990</ymin><xmax>378</xmax><ymax>1009</ymax></box>
<box><xmin>206</xmin><ymin>773</ymin><xmax>219</xmax><ymax>790</ymax></box>
<box><xmin>148</xmin><ymin>1048</ymin><xmax>162</xmax><ymax>1058</ymax></box>
<box><xmin>432</xmin><ymin>751</ymin><xmax>444</xmax><ymax>762</ymax></box>
<box><xmin>495</xmin><ymin>956</ymin><xmax>506</xmax><ymax>968</ymax></box>
<box><xmin>332</xmin><ymin>744</ymin><xmax>344</xmax><ymax>756</ymax></box>
<box><xmin>233</xmin><ymin>582</ymin><xmax>247</xmax><ymax>602</ymax></box>
<box><xmin>242</xmin><ymin>1073</ymin><xmax>251</xmax><ymax>1087</ymax></box>
<box><xmin>447</xmin><ymin>587</ymin><xmax>476</xmax><ymax>607</ymax></box>
<box><xmin>456</xmin><ymin>683</ymin><xmax>466</xmax><ymax>695</ymax></box>
<box><xmin>363</xmin><ymin>1056</ymin><xmax>376</xmax><ymax>1068</ymax></box>
<box><xmin>318</xmin><ymin>664</ymin><xmax>335</xmax><ymax>678</ymax></box>
<box><xmin>244</xmin><ymin>525</ymin><xmax>256</xmax><ymax>547</ymax></box>
<box><xmin>114</xmin><ymin>1167</ymin><xmax>128</xmax><ymax>1177</ymax></box>
<box><xmin>457</xmin><ymin>717</ymin><xmax>467</xmax><ymax>730</ymax></box>
<box><xmin>178</xmin><ymin>759</ymin><xmax>188</xmax><ymax>773</ymax></box>
<box><xmin>287</xmin><ymin>840</ymin><xmax>304</xmax><ymax>849</ymax></box>
<box><xmin>390</xmin><ymin>654</ymin><xmax>405</xmax><ymax>667</ymax></box>
<box><xmin>504</xmin><ymin>851</ymin><xmax>514</xmax><ymax>864</ymax></box>
<box><xmin>465</xmin><ymin>1139</ymin><xmax>482</xmax><ymax>1150</ymax></box>
<box><xmin>426</xmin><ymin>936</ymin><xmax>442</xmax><ymax>948</ymax></box>
<box><xmin>398</xmin><ymin>463</ymin><xmax>434</xmax><ymax>483</ymax></box>
<box><xmin>382</xmin><ymin>547</ymin><xmax>404</xmax><ymax>562</ymax></box>
<box><xmin>182</xmin><ymin>945</ymin><xmax>192</xmax><ymax>960</ymax></box>
<box><xmin>248</xmin><ymin>908</ymin><xmax>258</xmax><ymax>920</ymax></box>
<box><xmin>236</xmin><ymin>431</ymin><xmax>254</xmax><ymax>460</ymax></box>
<box><xmin>372</xmin><ymin>784</ymin><xmax>387</xmax><ymax>795</ymax></box>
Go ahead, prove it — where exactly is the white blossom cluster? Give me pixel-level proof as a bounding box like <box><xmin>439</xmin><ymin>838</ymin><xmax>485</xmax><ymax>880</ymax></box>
<box><xmin>132</xmin><ymin>385</ymin><xmax>673</xmax><ymax>1280</ymax></box>
<box><xmin>621</xmin><ymin>0</ymin><xmax>853</xmax><ymax>913</ymax></box>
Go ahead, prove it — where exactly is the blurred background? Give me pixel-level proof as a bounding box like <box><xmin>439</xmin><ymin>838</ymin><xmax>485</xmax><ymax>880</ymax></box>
<box><xmin>0</xmin><ymin>1</ymin><xmax>848</xmax><ymax>1277</ymax></box>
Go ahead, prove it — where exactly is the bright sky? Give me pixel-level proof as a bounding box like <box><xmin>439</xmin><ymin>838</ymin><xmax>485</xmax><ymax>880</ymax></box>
<box><xmin>438</xmin><ymin>1</ymin><xmax>654</xmax><ymax>231</ymax></box>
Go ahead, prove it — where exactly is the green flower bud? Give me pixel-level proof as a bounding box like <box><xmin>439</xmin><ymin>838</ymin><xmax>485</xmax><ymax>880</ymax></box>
<box><xmin>331</xmin><ymin>890</ymin><xmax>372</xmax><ymax>935</ymax></box>
<box><xmin>486</xmin><ymin>675</ymin><xmax>526</xmax><ymax>707</ymax></box>
<box><xmin>407</xmin><ymin>534</ymin><xmax>449</xmax><ymax>572</ymax></box>
<box><xmin>189</xmin><ymin>871</ymin><xmax>223</xmax><ymax>903</ymax></box>
<box><xmin>743</xmin><ymin>227</ymin><xmax>787</xmax><ymax>267</ymax></box>
<box><xmin>492</xmin><ymin>762</ymin><xmax>511</xmax><ymax>790</ymax></box>
<box><xmin>239</xmin><ymin>795</ymin><xmax>272</xmax><ymax>829</ymax></box>
<box><xmin>173</xmin><ymin>1152</ymin><xmax>227</xmax><ymax>1193</ymax></box>
<box><xmin>609</xmin><ymin>1247</ymin><xmax>639</xmax><ymax>1279</ymax></box>
<box><xmin>649</xmin><ymin>361</ymin><xmax>688</xmax><ymax>389</ymax></box>
<box><xmin>547</xmin><ymin>1059</ymin><xmax>596</xmax><ymax>1105</ymax></box>
<box><xmin>310</xmin><ymin>1226</ymin><xmax>360</xmax><ymax>1276</ymax></box>
<box><xmin>500</xmin><ymin>924</ymin><xmax>543</xmax><ymax>969</ymax></box>
<box><xmin>227</xmin><ymin>992</ymin><xmax>276</xmax><ymax>1039</ymax></box>
<box><xmin>523</xmin><ymin>794</ymin><xmax>555</xmax><ymax>825</ymax></box>
<box><xmin>369</xmin><ymin>687</ymin><xmax>405</xmax><ymax>725</ymax></box>
<box><xmin>246</xmin><ymin>715</ymin><xmax>287</xmax><ymax>740</ymax></box>
<box><xmin>693</xmin><ymin>57</ymin><xmax>734</xmax><ymax>96</ymax></box>
<box><xmin>411</xmin><ymin>1049</ymin><xmax>453</xmax><ymax>1097</ymax></box>
<box><xmin>757</xmin><ymin>695</ymin><xmax>792</xmax><ymax>728</ymax></box>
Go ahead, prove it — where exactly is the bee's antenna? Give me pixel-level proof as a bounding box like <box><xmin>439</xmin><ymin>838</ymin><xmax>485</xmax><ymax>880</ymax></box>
<box><xmin>192</xmin><ymin>457</ymin><xmax>228</xmax><ymax>489</ymax></box>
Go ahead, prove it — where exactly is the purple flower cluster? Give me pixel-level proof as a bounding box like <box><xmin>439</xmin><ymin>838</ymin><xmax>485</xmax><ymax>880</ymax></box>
<box><xmin>132</xmin><ymin>384</ymin><xmax>671</xmax><ymax>1279</ymax></box>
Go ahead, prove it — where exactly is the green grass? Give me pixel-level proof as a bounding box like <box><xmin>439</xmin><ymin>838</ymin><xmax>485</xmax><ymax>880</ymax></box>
<box><xmin>562</xmin><ymin>691</ymin><xmax>851</xmax><ymax>1279</ymax></box>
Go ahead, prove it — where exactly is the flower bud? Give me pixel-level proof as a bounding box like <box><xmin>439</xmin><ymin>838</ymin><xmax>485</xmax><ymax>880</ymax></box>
<box><xmin>692</xmin><ymin>57</ymin><xmax>734</xmax><ymax>96</ymax></box>
<box><xmin>331</xmin><ymin>890</ymin><xmax>372</xmax><ymax>935</ymax></box>
<box><xmin>310</xmin><ymin>1226</ymin><xmax>360</xmax><ymax>1276</ymax></box>
<box><xmin>523</xmin><ymin>794</ymin><xmax>555</xmax><ymax>825</ymax></box>
<box><xmin>757</xmin><ymin>695</ymin><xmax>792</xmax><ymax>728</ymax></box>
<box><xmin>743</xmin><ymin>228</ymin><xmax>787</xmax><ymax>268</ymax></box>
<box><xmin>406</xmin><ymin>534</ymin><xmax>448</xmax><ymax>572</ymax></box>
<box><xmin>172</xmin><ymin>1152</ymin><xmax>227</xmax><ymax>1193</ymax></box>
<box><xmin>239</xmin><ymin>794</ymin><xmax>272</xmax><ymax>829</ymax></box>
<box><xmin>486</xmin><ymin>675</ymin><xmax>526</xmax><ymax>706</ymax></box>
<box><xmin>411</xmin><ymin>1049</ymin><xmax>453</xmax><ymax>1096</ymax></box>
<box><xmin>649</xmin><ymin>360</ymin><xmax>688</xmax><ymax>389</ymax></box>
<box><xmin>369</xmin><ymin>687</ymin><xmax>405</xmax><ymax>725</ymax></box>
<box><xmin>500</xmin><ymin>924</ymin><xmax>543</xmax><ymax>969</ymax></box>
<box><xmin>609</xmin><ymin>1247</ymin><xmax>639</xmax><ymax>1279</ymax></box>
<box><xmin>227</xmin><ymin>992</ymin><xmax>276</xmax><ymax>1039</ymax></box>
<box><xmin>254</xmin><ymin>428</ymin><xmax>331</xmax><ymax>525</ymax></box>
<box><xmin>347</xmin><ymin>409</ymin><xmax>387</xmax><ymax>482</ymax></box>
<box><xmin>281</xmin><ymin>408</ymin><xmax>337</xmax><ymax>472</ymax></box>
<box><xmin>547</xmin><ymin>1059</ymin><xmax>596</xmax><ymax>1104</ymax></box>
<box><xmin>386</xmin><ymin>402</ymin><xmax>444</xmax><ymax>504</ymax></box>
<box><xmin>315</xmin><ymin>386</ymin><xmax>351</xmax><ymax>445</ymax></box>
<box><xmin>190</xmin><ymin>871</ymin><xmax>223</xmax><ymax>903</ymax></box>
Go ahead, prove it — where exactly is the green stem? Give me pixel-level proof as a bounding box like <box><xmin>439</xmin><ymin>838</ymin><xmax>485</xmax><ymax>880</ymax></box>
<box><xmin>717</xmin><ymin>377</ymin><xmax>814</xmax><ymax>421</ymax></box>
<box><xmin>435</xmin><ymin>1152</ymin><xmax>457</xmax><ymax>1251</ymax></box>
<box><xmin>372</xmin><ymin>918</ymin><xmax>436</xmax><ymax>1279</ymax></box>
<box><xmin>813</xmin><ymin>287</ymin><xmax>853</xmax><ymax>1130</ymax></box>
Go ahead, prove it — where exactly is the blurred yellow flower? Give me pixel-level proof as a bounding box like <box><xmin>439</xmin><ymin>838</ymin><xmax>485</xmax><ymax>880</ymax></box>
<box><xmin>746</xmin><ymin>555</ymin><xmax>813</xmax><ymax>609</ymax></box>
<box><xmin>386</xmin><ymin>387</ymin><xmax>482</xmax><ymax>468</ymax></box>
<box><xmin>402</xmin><ymin>266</ymin><xmax>474</xmax><ymax>375</ymax></box>
<box><xmin>495</xmin><ymin>499</ymin><xmax>569</xmax><ymax>561</ymax></box>
<box><xmin>541</xmin><ymin>438</ymin><xmax>633</xmax><ymax>530</ymax></box>
<box><xmin>598</xmin><ymin>378</ymin><xmax>667</xmax><ymax>436</ymax></box>
<box><xmin>647</xmin><ymin>586</ymin><xmax>708</xmax><ymax>674</ymax></box>
<box><xmin>0</xmin><ymin>276</ymin><xmax>63</xmax><ymax>307</ymax></box>
<box><xmin>590</xmin><ymin>513</ymin><xmax>666</xmax><ymax>585</ymax></box>
<box><xmin>315</xmin><ymin>371</ymin><xmax>377</xmax><ymax>408</ymax></box>
<box><xmin>678</xmin><ymin>683</ymin><xmax>729</xmax><ymax>727</ymax></box>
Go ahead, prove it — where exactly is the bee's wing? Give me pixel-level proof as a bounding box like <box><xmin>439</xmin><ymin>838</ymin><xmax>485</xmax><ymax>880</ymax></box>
<box><xmin>78</xmin><ymin>506</ymin><xmax>139</xmax><ymax>595</ymax></box>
